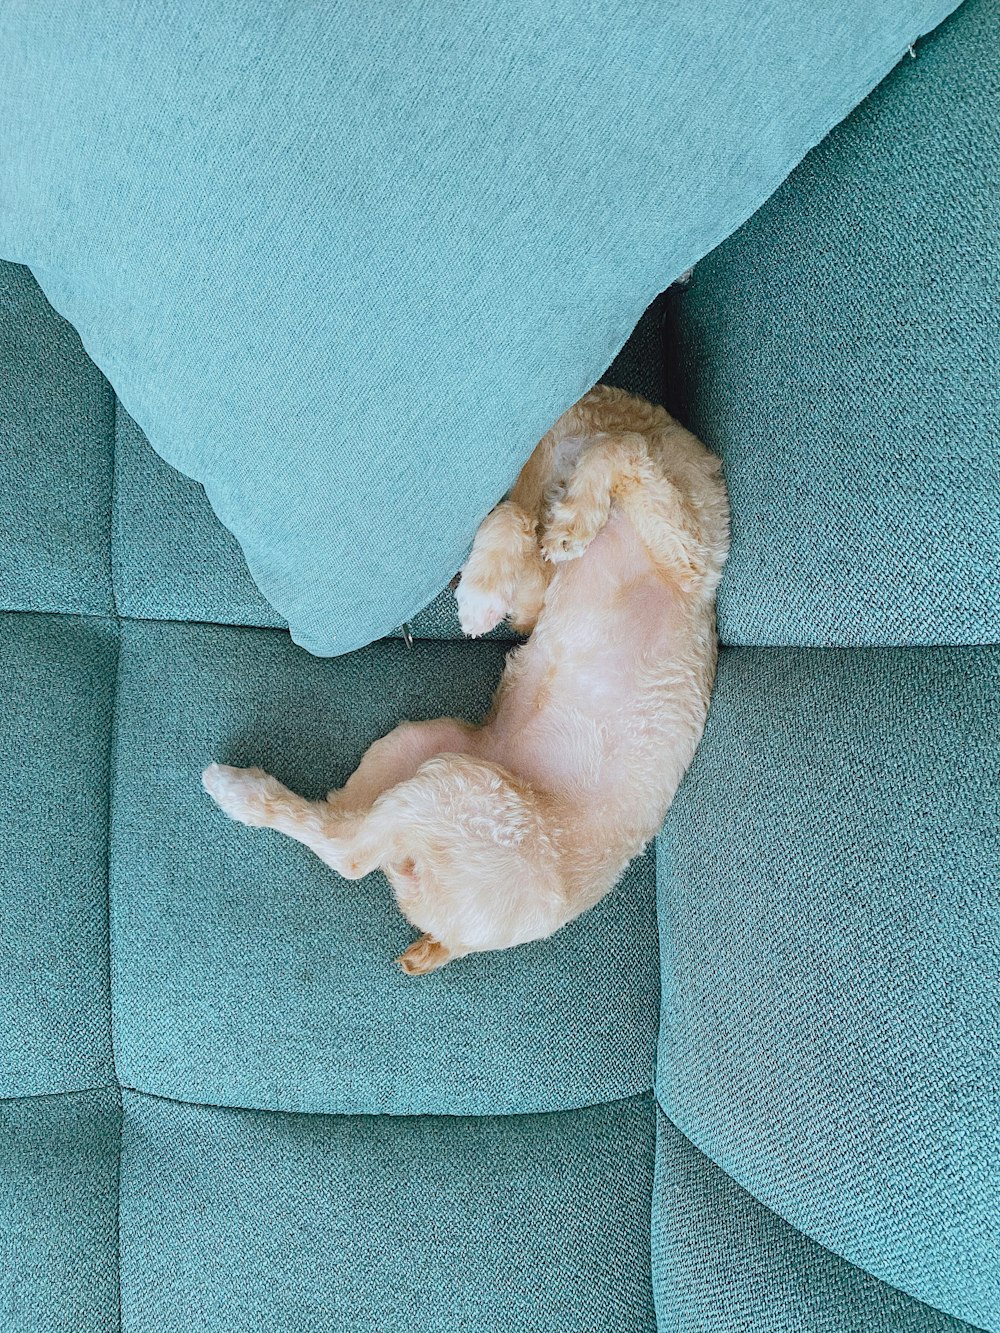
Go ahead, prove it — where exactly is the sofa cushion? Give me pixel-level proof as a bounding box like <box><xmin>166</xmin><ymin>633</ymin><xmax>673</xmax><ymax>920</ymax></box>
<box><xmin>0</xmin><ymin>613</ymin><xmax>117</xmax><ymax>1097</ymax></box>
<box><xmin>0</xmin><ymin>1090</ymin><xmax>120</xmax><ymax>1333</ymax></box>
<box><xmin>0</xmin><ymin>0</ymin><xmax>958</xmax><ymax>654</ymax></box>
<box><xmin>657</xmin><ymin>645</ymin><xmax>1000</xmax><ymax>1328</ymax></box>
<box><xmin>111</xmin><ymin>620</ymin><xmax>658</xmax><ymax>1115</ymax></box>
<box><xmin>119</xmin><ymin>1091</ymin><xmax>656</xmax><ymax>1333</ymax></box>
<box><xmin>0</xmin><ymin>258</ymin><xmax>666</xmax><ymax>1325</ymax></box>
<box><xmin>667</xmin><ymin>0</ymin><xmax>999</xmax><ymax>648</ymax></box>
<box><xmin>653</xmin><ymin>1112</ymin><xmax>983</xmax><ymax>1333</ymax></box>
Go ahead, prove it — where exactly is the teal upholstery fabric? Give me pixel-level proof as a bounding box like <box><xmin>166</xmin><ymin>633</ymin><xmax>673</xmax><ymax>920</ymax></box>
<box><xmin>0</xmin><ymin>1090</ymin><xmax>120</xmax><ymax>1333</ymax></box>
<box><xmin>0</xmin><ymin>264</ymin><xmax>114</xmax><ymax>615</ymax></box>
<box><xmin>120</xmin><ymin>1091</ymin><xmax>656</xmax><ymax>1332</ymax></box>
<box><xmin>0</xmin><ymin>613</ymin><xmax>116</xmax><ymax>1096</ymax></box>
<box><xmin>656</xmin><ymin>646</ymin><xmax>999</xmax><ymax>1328</ymax></box>
<box><xmin>653</xmin><ymin>1111</ymin><xmax>983</xmax><ymax>1332</ymax></box>
<box><xmin>0</xmin><ymin>0</ymin><xmax>959</xmax><ymax>654</ymax></box>
<box><xmin>649</xmin><ymin>10</ymin><xmax>1000</xmax><ymax>1319</ymax></box>
<box><xmin>112</xmin><ymin>410</ymin><xmax>282</xmax><ymax>631</ymax></box>
<box><xmin>665</xmin><ymin>0</ymin><xmax>999</xmax><ymax>648</ymax></box>
<box><xmin>1</xmin><ymin>2</ymin><xmax>996</xmax><ymax>1326</ymax></box>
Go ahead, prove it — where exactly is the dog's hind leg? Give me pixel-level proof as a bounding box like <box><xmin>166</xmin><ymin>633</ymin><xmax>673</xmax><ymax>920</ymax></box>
<box><xmin>623</xmin><ymin>475</ymin><xmax>711</xmax><ymax>587</ymax></box>
<box><xmin>202</xmin><ymin>719</ymin><xmax>475</xmax><ymax>876</ymax></box>
<box><xmin>202</xmin><ymin>761</ymin><xmax>393</xmax><ymax>880</ymax></box>
<box><xmin>621</xmin><ymin>429</ymin><xmax>722</xmax><ymax>587</ymax></box>
<box><xmin>202</xmin><ymin>763</ymin><xmax>342</xmax><ymax>854</ymax></box>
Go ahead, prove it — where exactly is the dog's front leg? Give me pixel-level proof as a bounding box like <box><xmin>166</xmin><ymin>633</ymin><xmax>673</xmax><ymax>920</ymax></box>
<box><xmin>541</xmin><ymin>432</ymin><xmax>649</xmax><ymax>561</ymax></box>
<box><xmin>456</xmin><ymin>501</ymin><xmax>549</xmax><ymax>636</ymax></box>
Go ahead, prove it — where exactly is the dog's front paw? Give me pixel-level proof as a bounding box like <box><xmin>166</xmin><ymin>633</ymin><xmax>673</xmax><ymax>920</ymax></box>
<box><xmin>202</xmin><ymin>763</ymin><xmax>279</xmax><ymax>827</ymax></box>
<box><xmin>455</xmin><ymin>576</ymin><xmax>507</xmax><ymax>637</ymax></box>
<box><xmin>540</xmin><ymin>504</ymin><xmax>598</xmax><ymax>563</ymax></box>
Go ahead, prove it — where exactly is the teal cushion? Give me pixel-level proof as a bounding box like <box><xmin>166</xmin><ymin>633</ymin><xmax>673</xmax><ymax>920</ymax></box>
<box><xmin>653</xmin><ymin>1112</ymin><xmax>983</xmax><ymax>1332</ymax></box>
<box><xmin>111</xmin><ymin>620</ymin><xmax>658</xmax><ymax>1115</ymax></box>
<box><xmin>0</xmin><ymin>1090</ymin><xmax>120</xmax><ymax>1333</ymax></box>
<box><xmin>110</xmin><ymin>293</ymin><xmax>672</xmax><ymax>642</ymax></box>
<box><xmin>120</xmin><ymin>1091</ymin><xmax>656</xmax><ymax>1332</ymax></box>
<box><xmin>667</xmin><ymin>0</ymin><xmax>999</xmax><ymax>647</ymax></box>
<box><xmin>0</xmin><ymin>613</ymin><xmax>116</xmax><ymax>1097</ymax></box>
<box><xmin>657</xmin><ymin>645</ymin><xmax>1000</xmax><ymax>1329</ymax></box>
<box><xmin>0</xmin><ymin>1</ymin><xmax>958</xmax><ymax>654</ymax></box>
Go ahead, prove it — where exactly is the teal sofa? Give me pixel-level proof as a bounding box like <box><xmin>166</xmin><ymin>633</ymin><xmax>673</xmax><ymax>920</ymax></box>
<box><xmin>1</xmin><ymin>2</ymin><xmax>996</xmax><ymax>1329</ymax></box>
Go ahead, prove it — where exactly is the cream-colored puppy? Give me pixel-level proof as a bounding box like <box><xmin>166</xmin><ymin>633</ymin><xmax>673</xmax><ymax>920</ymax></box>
<box><xmin>203</xmin><ymin>385</ymin><xmax>729</xmax><ymax>974</ymax></box>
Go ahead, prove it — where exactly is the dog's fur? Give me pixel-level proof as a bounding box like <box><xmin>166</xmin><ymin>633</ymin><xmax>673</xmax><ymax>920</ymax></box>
<box><xmin>203</xmin><ymin>385</ymin><xmax>729</xmax><ymax>974</ymax></box>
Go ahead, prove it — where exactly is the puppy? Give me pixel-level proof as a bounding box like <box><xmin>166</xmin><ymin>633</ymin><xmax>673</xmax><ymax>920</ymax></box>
<box><xmin>203</xmin><ymin>385</ymin><xmax>729</xmax><ymax>974</ymax></box>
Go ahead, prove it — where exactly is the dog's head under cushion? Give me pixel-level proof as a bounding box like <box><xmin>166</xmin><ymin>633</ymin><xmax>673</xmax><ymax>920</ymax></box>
<box><xmin>337</xmin><ymin>754</ymin><xmax>568</xmax><ymax>957</ymax></box>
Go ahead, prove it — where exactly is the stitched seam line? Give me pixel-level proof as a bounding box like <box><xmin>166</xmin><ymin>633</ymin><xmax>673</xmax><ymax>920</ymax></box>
<box><xmin>0</xmin><ymin>1083</ymin><xmax>116</xmax><ymax>1106</ymax></box>
<box><xmin>654</xmin><ymin>1098</ymin><xmax>990</xmax><ymax>1333</ymax></box>
<box><xmin>105</xmin><ymin>387</ymin><xmax>124</xmax><ymax>1333</ymax></box>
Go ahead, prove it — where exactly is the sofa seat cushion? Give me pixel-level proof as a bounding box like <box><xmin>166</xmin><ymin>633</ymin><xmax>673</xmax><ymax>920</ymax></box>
<box><xmin>667</xmin><ymin>0</ymin><xmax>999</xmax><ymax>648</ymax></box>
<box><xmin>653</xmin><ymin>1112</ymin><xmax>984</xmax><ymax>1333</ymax></box>
<box><xmin>657</xmin><ymin>645</ymin><xmax>1000</xmax><ymax>1328</ymax></box>
<box><xmin>111</xmin><ymin>620</ymin><xmax>659</xmax><ymax>1116</ymax></box>
<box><xmin>119</xmin><ymin>1091</ymin><xmax>657</xmax><ymax>1333</ymax></box>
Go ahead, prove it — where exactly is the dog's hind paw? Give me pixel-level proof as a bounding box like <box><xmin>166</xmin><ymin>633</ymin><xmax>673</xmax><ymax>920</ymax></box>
<box><xmin>396</xmin><ymin>934</ymin><xmax>453</xmax><ymax>975</ymax></box>
<box><xmin>202</xmin><ymin>763</ymin><xmax>279</xmax><ymax>827</ymax></box>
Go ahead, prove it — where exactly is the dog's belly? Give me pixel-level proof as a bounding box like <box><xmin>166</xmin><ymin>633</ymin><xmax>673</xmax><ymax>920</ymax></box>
<box><xmin>484</xmin><ymin>515</ymin><xmax>700</xmax><ymax>810</ymax></box>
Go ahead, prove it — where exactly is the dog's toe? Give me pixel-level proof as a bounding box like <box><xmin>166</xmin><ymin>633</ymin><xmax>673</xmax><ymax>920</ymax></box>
<box><xmin>541</xmin><ymin>528</ymin><xmax>588</xmax><ymax>563</ymax></box>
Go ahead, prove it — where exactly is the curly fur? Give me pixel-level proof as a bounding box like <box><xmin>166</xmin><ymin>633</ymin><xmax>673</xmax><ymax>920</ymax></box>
<box><xmin>203</xmin><ymin>385</ymin><xmax>730</xmax><ymax>973</ymax></box>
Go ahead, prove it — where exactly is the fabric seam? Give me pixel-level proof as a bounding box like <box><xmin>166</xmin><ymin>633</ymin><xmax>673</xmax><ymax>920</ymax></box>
<box><xmin>115</xmin><ymin>1081</ymin><xmax>655</xmax><ymax>1123</ymax></box>
<box><xmin>653</xmin><ymin>1098</ymin><xmax>990</xmax><ymax>1333</ymax></box>
<box><xmin>105</xmin><ymin>388</ymin><xmax>125</xmax><ymax>1333</ymax></box>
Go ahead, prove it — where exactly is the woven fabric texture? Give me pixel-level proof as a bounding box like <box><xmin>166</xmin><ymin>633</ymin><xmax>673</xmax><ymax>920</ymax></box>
<box><xmin>653</xmin><ymin>1111</ymin><xmax>985</xmax><ymax>1332</ymax></box>
<box><xmin>0</xmin><ymin>263</ymin><xmax>114</xmax><ymax>616</ymax></box>
<box><xmin>657</xmin><ymin>645</ymin><xmax>999</xmax><ymax>1328</ymax></box>
<box><xmin>0</xmin><ymin>612</ymin><xmax>116</xmax><ymax>1096</ymax></box>
<box><xmin>0</xmin><ymin>1090</ymin><xmax>120</xmax><ymax>1333</ymax></box>
<box><xmin>119</xmin><ymin>1091</ymin><xmax>657</xmax><ymax>1333</ymax></box>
